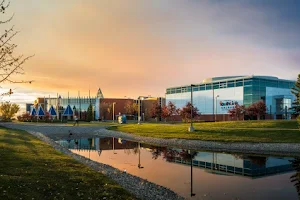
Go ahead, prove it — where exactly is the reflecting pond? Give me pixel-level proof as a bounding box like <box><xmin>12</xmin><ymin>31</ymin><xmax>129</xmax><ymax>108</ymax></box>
<box><xmin>57</xmin><ymin>137</ymin><xmax>300</xmax><ymax>200</ymax></box>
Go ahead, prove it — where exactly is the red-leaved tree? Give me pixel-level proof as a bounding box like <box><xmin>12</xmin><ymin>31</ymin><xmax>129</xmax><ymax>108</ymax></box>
<box><xmin>150</xmin><ymin>101</ymin><xmax>162</xmax><ymax>122</ymax></box>
<box><xmin>247</xmin><ymin>101</ymin><xmax>267</xmax><ymax>120</ymax></box>
<box><xmin>167</xmin><ymin>101</ymin><xmax>177</xmax><ymax>122</ymax></box>
<box><xmin>228</xmin><ymin>104</ymin><xmax>246</xmax><ymax>120</ymax></box>
<box><xmin>17</xmin><ymin>112</ymin><xmax>33</xmax><ymax>122</ymax></box>
<box><xmin>177</xmin><ymin>102</ymin><xmax>199</xmax><ymax>123</ymax></box>
<box><xmin>161</xmin><ymin>105</ymin><xmax>170</xmax><ymax>122</ymax></box>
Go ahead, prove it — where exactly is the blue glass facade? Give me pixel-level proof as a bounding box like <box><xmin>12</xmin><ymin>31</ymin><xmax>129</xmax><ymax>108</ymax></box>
<box><xmin>166</xmin><ymin>76</ymin><xmax>295</xmax><ymax>107</ymax></box>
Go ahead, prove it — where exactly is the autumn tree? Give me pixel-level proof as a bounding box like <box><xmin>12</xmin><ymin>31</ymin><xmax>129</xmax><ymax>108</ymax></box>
<box><xmin>177</xmin><ymin>102</ymin><xmax>199</xmax><ymax>123</ymax></box>
<box><xmin>17</xmin><ymin>112</ymin><xmax>32</xmax><ymax>122</ymax></box>
<box><xmin>0</xmin><ymin>0</ymin><xmax>33</xmax><ymax>87</ymax></box>
<box><xmin>167</xmin><ymin>101</ymin><xmax>177</xmax><ymax>122</ymax></box>
<box><xmin>161</xmin><ymin>105</ymin><xmax>170</xmax><ymax>122</ymax></box>
<box><xmin>100</xmin><ymin>102</ymin><xmax>112</xmax><ymax>120</ymax></box>
<box><xmin>247</xmin><ymin>101</ymin><xmax>266</xmax><ymax>120</ymax></box>
<box><xmin>150</xmin><ymin>101</ymin><xmax>162</xmax><ymax>122</ymax></box>
<box><xmin>228</xmin><ymin>104</ymin><xmax>246</xmax><ymax>120</ymax></box>
<box><xmin>124</xmin><ymin>100</ymin><xmax>138</xmax><ymax>116</ymax></box>
<box><xmin>291</xmin><ymin>74</ymin><xmax>300</xmax><ymax>116</ymax></box>
<box><xmin>0</xmin><ymin>101</ymin><xmax>19</xmax><ymax>120</ymax></box>
<box><xmin>161</xmin><ymin>102</ymin><xmax>178</xmax><ymax>122</ymax></box>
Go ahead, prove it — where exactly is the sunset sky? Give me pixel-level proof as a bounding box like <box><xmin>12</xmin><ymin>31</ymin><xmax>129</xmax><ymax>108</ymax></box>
<box><xmin>1</xmin><ymin>0</ymin><xmax>300</xmax><ymax>111</ymax></box>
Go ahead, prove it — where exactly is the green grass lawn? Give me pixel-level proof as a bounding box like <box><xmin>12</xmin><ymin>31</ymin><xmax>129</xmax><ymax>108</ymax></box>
<box><xmin>108</xmin><ymin>120</ymin><xmax>300</xmax><ymax>143</ymax></box>
<box><xmin>0</xmin><ymin>127</ymin><xmax>136</xmax><ymax>200</ymax></box>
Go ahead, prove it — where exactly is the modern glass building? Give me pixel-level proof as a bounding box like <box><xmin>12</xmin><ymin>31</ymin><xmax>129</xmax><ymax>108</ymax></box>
<box><xmin>166</xmin><ymin>76</ymin><xmax>295</xmax><ymax>120</ymax></box>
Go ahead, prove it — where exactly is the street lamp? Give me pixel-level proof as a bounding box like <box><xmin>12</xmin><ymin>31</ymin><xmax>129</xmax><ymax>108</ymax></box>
<box><xmin>189</xmin><ymin>84</ymin><xmax>196</xmax><ymax>132</ymax></box>
<box><xmin>215</xmin><ymin>95</ymin><xmax>219</xmax><ymax>122</ymax></box>
<box><xmin>138</xmin><ymin>97</ymin><xmax>144</xmax><ymax>125</ymax></box>
<box><xmin>188</xmin><ymin>150</ymin><xmax>196</xmax><ymax>197</ymax></box>
<box><xmin>138</xmin><ymin>142</ymin><xmax>144</xmax><ymax>169</ymax></box>
<box><xmin>112</xmin><ymin>102</ymin><xmax>116</xmax><ymax>123</ymax></box>
<box><xmin>112</xmin><ymin>137</ymin><xmax>117</xmax><ymax>154</ymax></box>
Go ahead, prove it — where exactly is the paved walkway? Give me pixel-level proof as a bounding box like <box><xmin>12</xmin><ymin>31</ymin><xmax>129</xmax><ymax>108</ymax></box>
<box><xmin>1</xmin><ymin>123</ymin><xmax>104</xmax><ymax>135</ymax></box>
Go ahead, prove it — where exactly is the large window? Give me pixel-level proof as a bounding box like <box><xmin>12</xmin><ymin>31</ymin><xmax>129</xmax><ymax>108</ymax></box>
<box><xmin>166</xmin><ymin>78</ymin><xmax>294</xmax><ymax>95</ymax></box>
<box><xmin>220</xmin><ymin>82</ymin><xmax>227</xmax><ymax>88</ymax></box>
<box><xmin>244</xmin><ymin>79</ymin><xmax>252</xmax><ymax>86</ymax></box>
<box><xmin>227</xmin><ymin>81</ymin><xmax>235</xmax><ymax>88</ymax></box>
<box><xmin>200</xmin><ymin>85</ymin><xmax>205</xmax><ymax>91</ymax></box>
<box><xmin>187</xmin><ymin>86</ymin><xmax>191</xmax><ymax>92</ymax></box>
<box><xmin>206</xmin><ymin>84</ymin><xmax>212</xmax><ymax>90</ymax></box>
<box><xmin>236</xmin><ymin>81</ymin><xmax>243</xmax><ymax>87</ymax></box>
<box><xmin>276</xmin><ymin>98</ymin><xmax>292</xmax><ymax>114</ymax></box>
<box><xmin>244</xmin><ymin>87</ymin><xmax>253</xmax><ymax>95</ymax></box>
<box><xmin>213</xmin><ymin>83</ymin><xmax>219</xmax><ymax>89</ymax></box>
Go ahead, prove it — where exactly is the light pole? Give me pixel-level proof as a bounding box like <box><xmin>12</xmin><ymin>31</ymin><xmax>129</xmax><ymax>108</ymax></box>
<box><xmin>188</xmin><ymin>150</ymin><xmax>196</xmax><ymax>197</ymax></box>
<box><xmin>138</xmin><ymin>97</ymin><xmax>144</xmax><ymax>124</ymax></box>
<box><xmin>112</xmin><ymin>137</ymin><xmax>117</xmax><ymax>154</ymax></box>
<box><xmin>215</xmin><ymin>95</ymin><xmax>219</xmax><ymax>122</ymax></box>
<box><xmin>112</xmin><ymin>102</ymin><xmax>116</xmax><ymax>123</ymax></box>
<box><xmin>138</xmin><ymin>142</ymin><xmax>144</xmax><ymax>169</ymax></box>
<box><xmin>189</xmin><ymin>84</ymin><xmax>196</xmax><ymax>132</ymax></box>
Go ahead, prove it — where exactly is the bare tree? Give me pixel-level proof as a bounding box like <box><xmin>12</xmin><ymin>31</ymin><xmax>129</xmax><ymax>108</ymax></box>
<box><xmin>0</xmin><ymin>0</ymin><xmax>33</xmax><ymax>87</ymax></box>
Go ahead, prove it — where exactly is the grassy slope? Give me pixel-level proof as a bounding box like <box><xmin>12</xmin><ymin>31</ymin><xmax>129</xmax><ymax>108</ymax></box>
<box><xmin>108</xmin><ymin>120</ymin><xmax>300</xmax><ymax>143</ymax></box>
<box><xmin>0</xmin><ymin>127</ymin><xmax>136</xmax><ymax>200</ymax></box>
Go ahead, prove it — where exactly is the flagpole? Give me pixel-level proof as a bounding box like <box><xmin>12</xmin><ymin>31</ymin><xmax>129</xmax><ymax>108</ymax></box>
<box><xmin>79</xmin><ymin>91</ymin><xmax>81</xmax><ymax>120</ymax></box>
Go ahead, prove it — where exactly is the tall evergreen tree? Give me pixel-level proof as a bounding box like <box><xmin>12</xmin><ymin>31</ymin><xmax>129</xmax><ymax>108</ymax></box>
<box><xmin>86</xmin><ymin>104</ymin><xmax>93</xmax><ymax>122</ymax></box>
<box><xmin>291</xmin><ymin>74</ymin><xmax>300</xmax><ymax>116</ymax></box>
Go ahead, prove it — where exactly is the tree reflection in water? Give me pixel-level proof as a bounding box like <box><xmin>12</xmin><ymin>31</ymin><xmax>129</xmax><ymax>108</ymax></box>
<box><xmin>149</xmin><ymin>147</ymin><xmax>197</xmax><ymax>161</ymax></box>
<box><xmin>149</xmin><ymin>146</ymin><xmax>166</xmax><ymax>160</ymax></box>
<box><xmin>233</xmin><ymin>154</ymin><xmax>267</xmax><ymax>166</ymax></box>
<box><xmin>290</xmin><ymin>158</ymin><xmax>300</xmax><ymax>198</ymax></box>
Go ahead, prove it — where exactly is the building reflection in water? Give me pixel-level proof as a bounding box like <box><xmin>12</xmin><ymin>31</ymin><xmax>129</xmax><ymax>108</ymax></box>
<box><xmin>58</xmin><ymin>137</ymin><xmax>296</xmax><ymax>197</ymax></box>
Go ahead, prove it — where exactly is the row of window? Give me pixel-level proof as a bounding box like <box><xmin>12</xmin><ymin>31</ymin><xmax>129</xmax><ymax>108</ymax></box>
<box><xmin>48</xmin><ymin>98</ymin><xmax>96</xmax><ymax>105</ymax></box>
<box><xmin>166</xmin><ymin>78</ymin><xmax>294</xmax><ymax>94</ymax></box>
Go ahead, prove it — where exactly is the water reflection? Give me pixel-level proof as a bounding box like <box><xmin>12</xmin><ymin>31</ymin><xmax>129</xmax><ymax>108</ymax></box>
<box><xmin>291</xmin><ymin>158</ymin><xmax>300</xmax><ymax>198</ymax></box>
<box><xmin>57</xmin><ymin>137</ymin><xmax>298</xmax><ymax>199</ymax></box>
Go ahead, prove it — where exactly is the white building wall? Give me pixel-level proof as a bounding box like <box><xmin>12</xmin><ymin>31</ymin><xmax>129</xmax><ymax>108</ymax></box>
<box><xmin>166</xmin><ymin>87</ymin><xmax>244</xmax><ymax>114</ymax></box>
<box><xmin>215</xmin><ymin>87</ymin><xmax>244</xmax><ymax>114</ymax></box>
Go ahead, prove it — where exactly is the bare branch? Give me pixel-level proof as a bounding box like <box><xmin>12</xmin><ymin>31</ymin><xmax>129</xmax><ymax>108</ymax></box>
<box><xmin>0</xmin><ymin>55</ymin><xmax>34</xmax><ymax>83</ymax></box>
<box><xmin>0</xmin><ymin>29</ymin><xmax>18</xmax><ymax>49</ymax></box>
<box><xmin>0</xmin><ymin>0</ymin><xmax>34</xmax><ymax>85</ymax></box>
<box><xmin>0</xmin><ymin>13</ymin><xmax>14</xmax><ymax>24</ymax></box>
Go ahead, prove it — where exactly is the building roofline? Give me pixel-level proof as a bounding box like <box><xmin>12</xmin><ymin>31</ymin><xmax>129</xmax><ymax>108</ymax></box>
<box><xmin>166</xmin><ymin>75</ymin><xmax>295</xmax><ymax>89</ymax></box>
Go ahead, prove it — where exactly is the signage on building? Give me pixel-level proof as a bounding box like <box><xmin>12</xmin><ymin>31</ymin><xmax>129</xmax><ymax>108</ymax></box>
<box><xmin>219</xmin><ymin>100</ymin><xmax>239</xmax><ymax>111</ymax></box>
